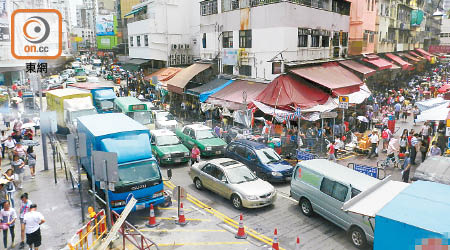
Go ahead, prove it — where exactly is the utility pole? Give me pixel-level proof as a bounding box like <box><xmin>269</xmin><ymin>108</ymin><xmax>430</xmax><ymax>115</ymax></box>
<box><xmin>38</xmin><ymin>75</ymin><xmax>49</xmax><ymax>171</ymax></box>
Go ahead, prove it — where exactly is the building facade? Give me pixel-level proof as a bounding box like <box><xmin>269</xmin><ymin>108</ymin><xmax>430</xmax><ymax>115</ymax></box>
<box><xmin>127</xmin><ymin>0</ymin><xmax>201</xmax><ymax>68</ymax></box>
<box><xmin>440</xmin><ymin>18</ymin><xmax>450</xmax><ymax>45</ymax></box>
<box><xmin>348</xmin><ymin>0</ymin><xmax>377</xmax><ymax>55</ymax></box>
<box><xmin>199</xmin><ymin>0</ymin><xmax>351</xmax><ymax>81</ymax></box>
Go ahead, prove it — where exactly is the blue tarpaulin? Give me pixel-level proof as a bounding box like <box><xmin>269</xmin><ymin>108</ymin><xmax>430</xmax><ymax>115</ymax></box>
<box><xmin>200</xmin><ymin>79</ymin><xmax>234</xmax><ymax>102</ymax></box>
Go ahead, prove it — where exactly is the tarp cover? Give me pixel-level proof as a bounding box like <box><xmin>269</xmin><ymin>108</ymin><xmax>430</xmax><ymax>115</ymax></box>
<box><xmin>94</xmin><ymin>89</ymin><xmax>116</xmax><ymax>100</ymax></box>
<box><xmin>333</xmin><ymin>84</ymin><xmax>371</xmax><ymax>104</ymax></box>
<box><xmin>363</xmin><ymin>55</ymin><xmax>393</xmax><ymax>70</ymax></box>
<box><xmin>416</xmin><ymin>102</ymin><xmax>450</xmax><ymax>121</ymax></box>
<box><xmin>186</xmin><ymin>78</ymin><xmax>234</xmax><ymax>102</ymax></box>
<box><xmin>100</xmin><ymin>133</ymin><xmax>152</xmax><ymax>164</ymax></box>
<box><xmin>255</xmin><ymin>74</ymin><xmax>330</xmax><ymax>110</ymax></box>
<box><xmin>166</xmin><ymin>63</ymin><xmax>212</xmax><ymax>94</ymax></box>
<box><xmin>206</xmin><ymin>80</ymin><xmax>266</xmax><ymax>110</ymax></box>
<box><xmin>289</xmin><ymin>62</ymin><xmax>362</xmax><ymax>96</ymax></box>
<box><xmin>399</xmin><ymin>53</ymin><xmax>421</xmax><ymax>62</ymax></box>
<box><xmin>415</xmin><ymin>97</ymin><xmax>449</xmax><ymax>111</ymax></box>
<box><xmin>339</xmin><ymin>60</ymin><xmax>376</xmax><ymax>77</ymax></box>
<box><xmin>412</xmin><ymin>156</ymin><xmax>450</xmax><ymax>185</ymax></box>
<box><xmin>144</xmin><ymin>67</ymin><xmax>182</xmax><ymax>83</ymax></box>
<box><xmin>385</xmin><ymin>53</ymin><xmax>412</xmax><ymax>70</ymax></box>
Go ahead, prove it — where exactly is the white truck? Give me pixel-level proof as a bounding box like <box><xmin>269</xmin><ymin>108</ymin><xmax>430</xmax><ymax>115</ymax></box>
<box><xmin>64</xmin><ymin>96</ymin><xmax>98</xmax><ymax>133</ymax></box>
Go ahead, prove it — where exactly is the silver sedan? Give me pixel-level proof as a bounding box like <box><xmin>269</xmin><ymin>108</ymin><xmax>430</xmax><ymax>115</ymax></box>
<box><xmin>188</xmin><ymin>158</ymin><xmax>277</xmax><ymax>209</ymax></box>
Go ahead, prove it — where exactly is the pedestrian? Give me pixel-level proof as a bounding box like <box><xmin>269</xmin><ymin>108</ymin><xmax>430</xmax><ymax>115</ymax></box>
<box><xmin>26</xmin><ymin>147</ymin><xmax>36</xmax><ymax>179</ymax></box>
<box><xmin>190</xmin><ymin>145</ymin><xmax>200</xmax><ymax>166</ymax></box>
<box><xmin>429</xmin><ymin>141</ymin><xmax>442</xmax><ymax>156</ymax></box>
<box><xmin>19</xmin><ymin>193</ymin><xmax>32</xmax><ymax>249</ymax></box>
<box><xmin>368</xmin><ymin>129</ymin><xmax>379</xmax><ymax>158</ymax></box>
<box><xmin>327</xmin><ymin>141</ymin><xmax>336</xmax><ymax>162</ymax></box>
<box><xmin>401</xmin><ymin>105</ymin><xmax>408</xmax><ymax>121</ymax></box>
<box><xmin>421</xmin><ymin>122</ymin><xmax>431</xmax><ymax>138</ymax></box>
<box><xmin>0</xmin><ymin>200</ymin><xmax>16</xmax><ymax>248</ymax></box>
<box><xmin>23</xmin><ymin>204</ymin><xmax>44</xmax><ymax>250</ymax></box>
<box><xmin>4</xmin><ymin>136</ymin><xmax>15</xmax><ymax>162</ymax></box>
<box><xmin>399</xmin><ymin>134</ymin><xmax>408</xmax><ymax>154</ymax></box>
<box><xmin>1</xmin><ymin>131</ymin><xmax>7</xmax><ymax>159</ymax></box>
<box><xmin>2</xmin><ymin>169</ymin><xmax>15</xmax><ymax>207</ymax></box>
<box><xmin>410</xmin><ymin>133</ymin><xmax>419</xmax><ymax>165</ymax></box>
<box><xmin>420</xmin><ymin>136</ymin><xmax>429</xmax><ymax>163</ymax></box>
<box><xmin>14</xmin><ymin>142</ymin><xmax>26</xmax><ymax>161</ymax></box>
<box><xmin>214</xmin><ymin>124</ymin><xmax>221</xmax><ymax>138</ymax></box>
<box><xmin>401</xmin><ymin>152</ymin><xmax>412</xmax><ymax>183</ymax></box>
<box><xmin>412</xmin><ymin>106</ymin><xmax>420</xmax><ymax>125</ymax></box>
<box><xmin>394</xmin><ymin>102</ymin><xmax>401</xmax><ymax>120</ymax></box>
<box><xmin>11</xmin><ymin>155</ymin><xmax>24</xmax><ymax>190</ymax></box>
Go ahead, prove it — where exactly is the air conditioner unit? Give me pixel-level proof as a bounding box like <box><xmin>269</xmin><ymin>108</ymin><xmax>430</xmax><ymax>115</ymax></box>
<box><xmin>181</xmin><ymin>54</ymin><xmax>186</xmax><ymax>64</ymax></box>
<box><xmin>179</xmin><ymin>44</ymin><xmax>184</xmax><ymax>49</ymax></box>
<box><xmin>172</xmin><ymin>44</ymin><xmax>177</xmax><ymax>50</ymax></box>
<box><xmin>185</xmin><ymin>44</ymin><xmax>190</xmax><ymax>49</ymax></box>
<box><xmin>176</xmin><ymin>54</ymin><xmax>181</xmax><ymax>65</ymax></box>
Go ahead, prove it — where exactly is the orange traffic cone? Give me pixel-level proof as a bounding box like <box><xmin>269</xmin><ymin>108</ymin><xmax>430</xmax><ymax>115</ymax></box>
<box><xmin>146</xmin><ymin>204</ymin><xmax>159</xmax><ymax>228</ymax></box>
<box><xmin>175</xmin><ymin>202</ymin><xmax>188</xmax><ymax>226</ymax></box>
<box><xmin>235</xmin><ymin>213</ymin><xmax>247</xmax><ymax>239</ymax></box>
<box><xmin>296</xmin><ymin>236</ymin><xmax>300</xmax><ymax>250</ymax></box>
<box><xmin>272</xmin><ymin>228</ymin><xmax>279</xmax><ymax>250</ymax></box>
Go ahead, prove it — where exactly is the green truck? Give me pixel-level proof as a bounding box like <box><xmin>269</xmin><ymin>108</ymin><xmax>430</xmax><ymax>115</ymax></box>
<box><xmin>175</xmin><ymin>124</ymin><xmax>227</xmax><ymax>157</ymax></box>
<box><xmin>150</xmin><ymin>129</ymin><xmax>190</xmax><ymax>165</ymax></box>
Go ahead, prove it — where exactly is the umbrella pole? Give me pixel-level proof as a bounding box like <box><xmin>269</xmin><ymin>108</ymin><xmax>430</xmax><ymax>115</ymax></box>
<box><xmin>269</xmin><ymin>86</ymin><xmax>283</xmax><ymax>141</ymax></box>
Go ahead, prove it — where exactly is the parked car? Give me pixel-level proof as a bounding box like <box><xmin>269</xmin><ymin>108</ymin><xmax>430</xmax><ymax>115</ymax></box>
<box><xmin>153</xmin><ymin>110</ymin><xmax>178</xmax><ymax>130</ymax></box>
<box><xmin>290</xmin><ymin>159</ymin><xmax>380</xmax><ymax>249</ymax></box>
<box><xmin>176</xmin><ymin>124</ymin><xmax>227</xmax><ymax>157</ymax></box>
<box><xmin>189</xmin><ymin>158</ymin><xmax>276</xmax><ymax>209</ymax></box>
<box><xmin>225</xmin><ymin>139</ymin><xmax>293</xmax><ymax>182</ymax></box>
<box><xmin>150</xmin><ymin>129</ymin><xmax>190</xmax><ymax>165</ymax></box>
<box><xmin>40</xmin><ymin>83</ymin><xmax>63</xmax><ymax>96</ymax></box>
<box><xmin>75</xmin><ymin>71</ymin><xmax>87</xmax><ymax>82</ymax></box>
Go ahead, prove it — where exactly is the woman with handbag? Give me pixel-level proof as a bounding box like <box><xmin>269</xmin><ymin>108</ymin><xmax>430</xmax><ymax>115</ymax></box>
<box><xmin>190</xmin><ymin>145</ymin><xmax>200</xmax><ymax>166</ymax></box>
<box><xmin>0</xmin><ymin>201</ymin><xmax>16</xmax><ymax>248</ymax></box>
<box><xmin>2</xmin><ymin>169</ymin><xmax>15</xmax><ymax>208</ymax></box>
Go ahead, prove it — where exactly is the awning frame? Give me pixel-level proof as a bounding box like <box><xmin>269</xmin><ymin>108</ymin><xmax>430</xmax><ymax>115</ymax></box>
<box><xmin>124</xmin><ymin>6</ymin><xmax>147</xmax><ymax>17</ymax></box>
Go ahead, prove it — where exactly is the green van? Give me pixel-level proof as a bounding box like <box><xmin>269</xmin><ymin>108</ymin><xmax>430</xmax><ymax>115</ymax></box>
<box><xmin>175</xmin><ymin>124</ymin><xmax>227</xmax><ymax>157</ymax></box>
<box><xmin>290</xmin><ymin>159</ymin><xmax>380</xmax><ymax>249</ymax></box>
<box><xmin>150</xmin><ymin>129</ymin><xmax>190</xmax><ymax>165</ymax></box>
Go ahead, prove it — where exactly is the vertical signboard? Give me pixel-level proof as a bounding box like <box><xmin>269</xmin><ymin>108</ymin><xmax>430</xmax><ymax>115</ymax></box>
<box><xmin>0</xmin><ymin>0</ymin><xmax>10</xmax><ymax>41</ymax></box>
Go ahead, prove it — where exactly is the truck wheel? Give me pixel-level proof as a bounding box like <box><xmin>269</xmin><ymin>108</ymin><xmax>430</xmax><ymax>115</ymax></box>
<box><xmin>194</xmin><ymin>178</ymin><xmax>203</xmax><ymax>190</ymax></box>
<box><xmin>300</xmin><ymin>198</ymin><xmax>313</xmax><ymax>217</ymax></box>
<box><xmin>349</xmin><ymin>226</ymin><xmax>367</xmax><ymax>249</ymax></box>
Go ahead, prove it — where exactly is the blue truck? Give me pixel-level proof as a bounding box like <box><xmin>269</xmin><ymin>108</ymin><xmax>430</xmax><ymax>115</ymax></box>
<box><xmin>77</xmin><ymin>113</ymin><xmax>170</xmax><ymax>212</ymax></box>
<box><xmin>69</xmin><ymin>82</ymin><xmax>116</xmax><ymax>113</ymax></box>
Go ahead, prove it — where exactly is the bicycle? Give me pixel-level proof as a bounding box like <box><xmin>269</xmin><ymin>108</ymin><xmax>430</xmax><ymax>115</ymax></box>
<box><xmin>377</xmin><ymin>153</ymin><xmax>401</xmax><ymax>172</ymax></box>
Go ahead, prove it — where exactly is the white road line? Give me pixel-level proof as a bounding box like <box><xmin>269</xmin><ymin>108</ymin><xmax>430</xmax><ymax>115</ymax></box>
<box><xmin>190</xmin><ymin>205</ymin><xmax>206</xmax><ymax>216</ymax></box>
<box><xmin>277</xmin><ymin>192</ymin><xmax>298</xmax><ymax>203</ymax></box>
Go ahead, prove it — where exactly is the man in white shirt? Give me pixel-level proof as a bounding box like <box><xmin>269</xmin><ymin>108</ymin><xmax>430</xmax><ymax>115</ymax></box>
<box><xmin>23</xmin><ymin>204</ymin><xmax>44</xmax><ymax>250</ymax></box>
<box><xmin>368</xmin><ymin>129</ymin><xmax>379</xmax><ymax>158</ymax></box>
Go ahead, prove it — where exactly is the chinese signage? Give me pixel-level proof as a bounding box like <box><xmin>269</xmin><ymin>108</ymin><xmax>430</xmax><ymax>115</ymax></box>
<box><xmin>428</xmin><ymin>45</ymin><xmax>450</xmax><ymax>54</ymax></box>
<box><xmin>223</xmin><ymin>49</ymin><xmax>238</xmax><ymax>66</ymax></box>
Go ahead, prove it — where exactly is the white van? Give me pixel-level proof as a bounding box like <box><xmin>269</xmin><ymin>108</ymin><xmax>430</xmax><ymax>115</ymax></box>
<box><xmin>290</xmin><ymin>159</ymin><xmax>380</xmax><ymax>249</ymax></box>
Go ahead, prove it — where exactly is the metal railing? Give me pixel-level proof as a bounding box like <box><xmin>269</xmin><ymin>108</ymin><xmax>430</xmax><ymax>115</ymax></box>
<box><xmin>51</xmin><ymin>136</ymin><xmax>79</xmax><ymax>189</ymax></box>
<box><xmin>67</xmin><ymin>210</ymin><xmax>108</xmax><ymax>250</ymax></box>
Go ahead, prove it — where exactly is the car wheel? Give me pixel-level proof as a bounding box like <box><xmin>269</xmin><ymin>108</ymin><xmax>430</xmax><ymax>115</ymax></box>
<box><xmin>300</xmin><ymin>198</ymin><xmax>313</xmax><ymax>217</ymax></box>
<box><xmin>194</xmin><ymin>178</ymin><xmax>203</xmax><ymax>190</ymax></box>
<box><xmin>349</xmin><ymin>226</ymin><xmax>367</xmax><ymax>249</ymax></box>
<box><xmin>231</xmin><ymin>194</ymin><xmax>243</xmax><ymax>210</ymax></box>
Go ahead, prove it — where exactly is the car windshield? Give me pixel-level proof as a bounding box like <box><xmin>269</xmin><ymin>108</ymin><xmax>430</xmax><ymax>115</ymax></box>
<box><xmin>225</xmin><ymin>165</ymin><xmax>258</xmax><ymax>184</ymax></box>
<box><xmin>128</xmin><ymin>111</ymin><xmax>153</xmax><ymax>125</ymax></box>
<box><xmin>156</xmin><ymin>135</ymin><xmax>180</xmax><ymax>146</ymax></box>
<box><xmin>196</xmin><ymin>129</ymin><xmax>216</xmax><ymax>140</ymax></box>
<box><xmin>75</xmin><ymin>71</ymin><xmax>86</xmax><ymax>76</ymax></box>
<box><xmin>255</xmin><ymin>148</ymin><xmax>282</xmax><ymax>164</ymax></box>
<box><xmin>117</xmin><ymin>160</ymin><xmax>161</xmax><ymax>186</ymax></box>
<box><xmin>156</xmin><ymin>112</ymin><xmax>175</xmax><ymax>121</ymax></box>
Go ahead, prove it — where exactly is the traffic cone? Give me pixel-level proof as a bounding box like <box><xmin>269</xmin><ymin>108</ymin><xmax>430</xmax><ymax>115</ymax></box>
<box><xmin>235</xmin><ymin>213</ymin><xmax>247</xmax><ymax>239</ymax></box>
<box><xmin>175</xmin><ymin>202</ymin><xmax>188</xmax><ymax>226</ymax></box>
<box><xmin>272</xmin><ymin>228</ymin><xmax>279</xmax><ymax>250</ymax></box>
<box><xmin>296</xmin><ymin>236</ymin><xmax>300</xmax><ymax>250</ymax></box>
<box><xmin>146</xmin><ymin>204</ymin><xmax>159</xmax><ymax>228</ymax></box>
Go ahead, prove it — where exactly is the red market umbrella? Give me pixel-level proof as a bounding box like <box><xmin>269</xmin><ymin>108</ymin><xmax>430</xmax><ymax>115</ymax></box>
<box><xmin>438</xmin><ymin>84</ymin><xmax>450</xmax><ymax>93</ymax></box>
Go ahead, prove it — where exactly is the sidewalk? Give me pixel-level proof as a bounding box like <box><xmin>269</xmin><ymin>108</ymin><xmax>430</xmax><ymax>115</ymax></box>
<box><xmin>1</xmin><ymin>134</ymin><xmax>85</xmax><ymax>250</ymax></box>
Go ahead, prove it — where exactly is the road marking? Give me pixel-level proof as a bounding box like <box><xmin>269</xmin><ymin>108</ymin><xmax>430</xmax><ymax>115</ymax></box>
<box><xmin>277</xmin><ymin>192</ymin><xmax>297</xmax><ymax>203</ymax></box>
<box><xmin>141</xmin><ymin>229</ymin><xmax>227</xmax><ymax>233</ymax></box>
<box><xmin>157</xmin><ymin>241</ymin><xmax>250</xmax><ymax>246</ymax></box>
<box><xmin>157</xmin><ymin>207</ymin><xmax>192</xmax><ymax>211</ymax></box>
<box><xmin>190</xmin><ymin>205</ymin><xmax>207</xmax><ymax>215</ymax></box>
<box><xmin>142</xmin><ymin>217</ymin><xmax>211</xmax><ymax>221</ymax></box>
<box><xmin>337</xmin><ymin>152</ymin><xmax>357</xmax><ymax>161</ymax></box>
<box><xmin>164</xmin><ymin>181</ymin><xmax>286</xmax><ymax>250</ymax></box>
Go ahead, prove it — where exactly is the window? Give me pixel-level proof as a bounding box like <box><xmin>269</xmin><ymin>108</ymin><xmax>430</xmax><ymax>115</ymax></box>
<box><xmin>137</xmin><ymin>35</ymin><xmax>141</xmax><ymax>46</ymax></box>
<box><xmin>202</xmin><ymin>163</ymin><xmax>215</xmax><ymax>175</ymax></box>
<box><xmin>212</xmin><ymin>167</ymin><xmax>226</xmax><ymax>181</ymax></box>
<box><xmin>239</xmin><ymin>65</ymin><xmax>252</xmax><ymax>76</ymax></box>
<box><xmin>341</xmin><ymin>32</ymin><xmax>348</xmax><ymax>46</ymax></box>
<box><xmin>130</xmin><ymin>36</ymin><xmax>133</xmax><ymax>47</ymax></box>
<box><xmin>332</xmin><ymin>31</ymin><xmax>340</xmax><ymax>47</ymax></box>
<box><xmin>200</xmin><ymin>0</ymin><xmax>218</xmax><ymax>16</ymax></box>
<box><xmin>223</xmin><ymin>65</ymin><xmax>233</xmax><ymax>74</ymax></box>
<box><xmin>239</xmin><ymin>30</ymin><xmax>252</xmax><ymax>48</ymax></box>
<box><xmin>144</xmin><ymin>35</ymin><xmax>148</xmax><ymax>46</ymax></box>
<box><xmin>298</xmin><ymin>28</ymin><xmax>309</xmax><ymax>47</ymax></box>
<box><xmin>351</xmin><ymin>188</ymin><xmax>361</xmax><ymax>198</ymax></box>
<box><xmin>272</xmin><ymin>62</ymin><xmax>282</xmax><ymax>74</ymax></box>
<box><xmin>320</xmin><ymin>178</ymin><xmax>349</xmax><ymax>202</ymax></box>
<box><xmin>183</xmin><ymin>127</ymin><xmax>191</xmax><ymax>136</ymax></box>
<box><xmin>363</xmin><ymin>31</ymin><xmax>368</xmax><ymax>43</ymax></box>
<box><xmin>333</xmin><ymin>47</ymin><xmax>340</xmax><ymax>58</ymax></box>
<box><xmin>222</xmin><ymin>31</ymin><xmax>233</xmax><ymax>48</ymax></box>
<box><xmin>321</xmin><ymin>30</ymin><xmax>330</xmax><ymax>47</ymax></box>
<box><xmin>369</xmin><ymin>32</ymin><xmax>374</xmax><ymax>43</ymax></box>
<box><xmin>310</xmin><ymin>29</ymin><xmax>320</xmax><ymax>47</ymax></box>
<box><xmin>235</xmin><ymin>145</ymin><xmax>247</xmax><ymax>158</ymax></box>
<box><xmin>202</xmin><ymin>33</ymin><xmax>206</xmax><ymax>48</ymax></box>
